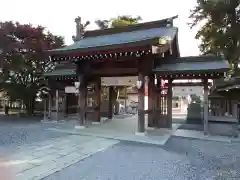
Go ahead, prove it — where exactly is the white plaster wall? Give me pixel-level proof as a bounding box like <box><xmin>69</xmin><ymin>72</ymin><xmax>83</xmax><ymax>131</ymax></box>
<box><xmin>101</xmin><ymin>76</ymin><xmax>137</xmax><ymax>86</ymax></box>
<box><xmin>127</xmin><ymin>94</ymin><xmax>138</xmax><ymax>105</ymax></box>
<box><xmin>172</xmin><ymin>86</ymin><xmax>203</xmax><ymax>113</ymax></box>
<box><xmin>173</xmin><ymin>86</ymin><xmax>203</xmax><ymax>98</ymax></box>
<box><xmin>127</xmin><ymin>94</ymin><xmax>148</xmax><ymax>110</ymax></box>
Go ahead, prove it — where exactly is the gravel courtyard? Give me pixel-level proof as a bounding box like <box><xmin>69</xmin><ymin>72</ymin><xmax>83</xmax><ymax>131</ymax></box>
<box><xmin>0</xmin><ymin>115</ymin><xmax>239</xmax><ymax>180</ymax></box>
<box><xmin>0</xmin><ymin>120</ymin><xmax>69</xmax><ymax>155</ymax></box>
<box><xmin>42</xmin><ymin>136</ymin><xmax>240</xmax><ymax>180</ymax></box>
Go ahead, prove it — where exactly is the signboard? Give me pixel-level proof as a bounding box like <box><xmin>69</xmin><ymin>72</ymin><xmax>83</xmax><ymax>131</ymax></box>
<box><xmin>101</xmin><ymin>76</ymin><xmax>137</xmax><ymax>86</ymax></box>
<box><xmin>65</xmin><ymin>86</ymin><xmax>76</xmax><ymax>93</ymax></box>
<box><xmin>65</xmin><ymin>86</ymin><xmax>94</xmax><ymax>93</ymax></box>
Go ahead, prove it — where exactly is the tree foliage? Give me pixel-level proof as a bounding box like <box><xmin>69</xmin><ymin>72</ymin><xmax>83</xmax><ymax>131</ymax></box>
<box><xmin>189</xmin><ymin>0</ymin><xmax>240</xmax><ymax>72</ymax></box>
<box><xmin>95</xmin><ymin>15</ymin><xmax>142</xmax><ymax>29</ymax></box>
<box><xmin>0</xmin><ymin>21</ymin><xmax>64</xmax><ymax>114</ymax></box>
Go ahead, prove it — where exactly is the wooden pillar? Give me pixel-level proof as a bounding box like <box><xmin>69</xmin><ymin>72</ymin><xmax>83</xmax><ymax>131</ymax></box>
<box><xmin>137</xmin><ymin>72</ymin><xmax>145</xmax><ymax>133</ymax></box>
<box><xmin>55</xmin><ymin>89</ymin><xmax>59</xmax><ymax>121</ymax></box>
<box><xmin>158</xmin><ymin>78</ymin><xmax>163</xmax><ymax>116</ymax></box>
<box><xmin>203</xmin><ymin>78</ymin><xmax>209</xmax><ymax>135</ymax></box>
<box><xmin>152</xmin><ymin>76</ymin><xmax>161</xmax><ymax>127</ymax></box>
<box><xmin>48</xmin><ymin>94</ymin><xmax>52</xmax><ymax>119</ymax></box>
<box><xmin>167</xmin><ymin>79</ymin><xmax>173</xmax><ymax>129</ymax></box>
<box><xmin>108</xmin><ymin>86</ymin><xmax>113</xmax><ymax>119</ymax></box>
<box><xmin>95</xmin><ymin>78</ymin><xmax>101</xmax><ymax>122</ymax></box>
<box><xmin>43</xmin><ymin>98</ymin><xmax>47</xmax><ymax>120</ymax></box>
<box><xmin>77</xmin><ymin>87</ymin><xmax>81</xmax><ymax>121</ymax></box>
<box><xmin>229</xmin><ymin>99</ymin><xmax>232</xmax><ymax>115</ymax></box>
<box><xmin>78</xmin><ymin>75</ymin><xmax>87</xmax><ymax>127</ymax></box>
<box><xmin>124</xmin><ymin>86</ymin><xmax>127</xmax><ymax>113</ymax></box>
<box><xmin>148</xmin><ymin>74</ymin><xmax>154</xmax><ymax>127</ymax></box>
<box><xmin>63</xmin><ymin>93</ymin><xmax>67</xmax><ymax>118</ymax></box>
<box><xmin>233</xmin><ymin>100</ymin><xmax>238</xmax><ymax>117</ymax></box>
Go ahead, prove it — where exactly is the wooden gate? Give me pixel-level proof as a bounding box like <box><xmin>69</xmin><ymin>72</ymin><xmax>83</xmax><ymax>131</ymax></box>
<box><xmin>152</xmin><ymin>89</ymin><xmax>168</xmax><ymax>128</ymax></box>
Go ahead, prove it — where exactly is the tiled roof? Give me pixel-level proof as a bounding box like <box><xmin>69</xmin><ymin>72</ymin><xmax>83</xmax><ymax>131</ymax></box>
<box><xmin>153</xmin><ymin>56</ymin><xmax>229</xmax><ymax>73</ymax></box>
<box><xmin>214</xmin><ymin>76</ymin><xmax>240</xmax><ymax>89</ymax></box>
<box><xmin>49</xmin><ymin>27</ymin><xmax>178</xmax><ymax>53</ymax></box>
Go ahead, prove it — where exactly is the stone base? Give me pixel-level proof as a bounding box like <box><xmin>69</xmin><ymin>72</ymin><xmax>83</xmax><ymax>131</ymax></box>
<box><xmin>59</xmin><ymin>120</ymin><xmax>67</xmax><ymax>123</ymax></box>
<box><xmin>41</xmin><ymin>120</ymin><xmax>58</xmax><ymax>123</ymax></box>
<box><xmin>147</xmin><ymin>126</ymin><xmax>156</xmax><ymax>130</ymax></box>
<box><xmin>100</xmin><ymin>117</ymin><xmax>109</xmax><ymax>124</ymax></box>
<box><xmin>74</xmin><ymin>125</ymin><xmax>86</xmax><ymax>129</ymax></box>
<box><xmin>135</xmin><ymin>132</ymin><xmax>147</xmax><ymax>136</ymax></box>
<box><xmin>92</xmin><ymin>121</ymin><xmax>101</xmax><ymax>125</ymax></box>
<box><xmin>208</xmin><ymin>122</ymin><xmax>238</xmax><ymax>137</ymax></box>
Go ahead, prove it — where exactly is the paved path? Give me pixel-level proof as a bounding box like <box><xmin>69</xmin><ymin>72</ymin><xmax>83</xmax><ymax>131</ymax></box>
<box><xmin>45</xmin><ymin>114</ymin><xmax>177</xmax><ymax>146</ymax></box>
<box><xmin>1</xmin><ymin>135</ymin><xmax>119</xmax><ymax>180</ymax></box>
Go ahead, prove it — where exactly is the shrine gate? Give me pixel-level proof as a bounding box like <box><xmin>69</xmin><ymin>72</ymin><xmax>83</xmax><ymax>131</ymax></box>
<box><xmin>46</xmin><ymin>16</ymin><xmax>229</xmax><ymax>135</ymax></box>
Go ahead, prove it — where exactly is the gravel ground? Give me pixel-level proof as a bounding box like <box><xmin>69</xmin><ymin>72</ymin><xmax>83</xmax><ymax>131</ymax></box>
<box><xmin>42</xmin><ymin>136</ymin><xmax>240</xmax><ymax>180</ymax></box>
<box><xmin>0</xmin><ymin>113</ymin><xmax>134</xmax><ymax>152</ymax></box>
<box><xmin>0</xmin><ymin>120</ymin><xmax>69</xmax><ymax>154</ymax></box>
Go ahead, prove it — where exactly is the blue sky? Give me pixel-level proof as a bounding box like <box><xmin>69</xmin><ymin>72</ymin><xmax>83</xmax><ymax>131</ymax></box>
<box><xmin>0</xmin><ymin>0</ymin><xmax>200</xmax><ymax>56</ymax></box>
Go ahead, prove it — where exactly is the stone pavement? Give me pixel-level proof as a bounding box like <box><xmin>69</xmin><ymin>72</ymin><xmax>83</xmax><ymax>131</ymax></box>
<box><xmin>47</xmin><ymin>127</ymin><xmax>172</xmax><ymax>145</ymax></box>
<box><xmin>1</xmin><ymin>135</ymin><xmax>119</xmax><ymax>180</ymax></box>
<box><xmin>45</xmin><ymin>114</ymin><xmax>181</xmax><ymax>146</ymax></box>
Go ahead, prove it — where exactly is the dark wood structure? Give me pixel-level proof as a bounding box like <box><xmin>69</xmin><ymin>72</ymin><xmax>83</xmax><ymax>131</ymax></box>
<box><xmin>46</xmin><ymin>16</ymin><xmax>229</xmax><ymax>134</ymax></box>
<box><xmin>210</xmin><ymin>76</ymin><xmax>240</xmax><ymax>118</ymax></box>
<box><xmin>206</xmin><ymin>77</ymin><xmax>240</xmax><ymax>136</ymax></box>
<box><xmin>44</xmin><ymin>61</ymin><xmax>78</xmax><ymax>119</ymax></box>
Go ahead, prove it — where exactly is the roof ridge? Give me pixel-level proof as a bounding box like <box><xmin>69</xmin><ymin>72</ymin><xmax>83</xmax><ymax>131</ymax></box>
<box><xmin>83</xmin><ymin>15</ymin><xmax>178</xmax><ymax>38</ymax></box>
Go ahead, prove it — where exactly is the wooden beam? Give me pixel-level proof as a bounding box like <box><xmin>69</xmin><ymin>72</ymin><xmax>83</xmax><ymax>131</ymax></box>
<box><xmin>165</xmin><ymin>82</ymin><xmax>212</xmax><ymax>86</ymax></box>
<box><xmin>92</xmin><ymin>68</ymin><xmax>138</xmax><ymax>76</ymax></box>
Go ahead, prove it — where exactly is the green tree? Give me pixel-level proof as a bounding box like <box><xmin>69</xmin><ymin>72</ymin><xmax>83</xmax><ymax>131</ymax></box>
<box><xmin>0</xmin><ymin>21</ymin><xmax>64</xmax><ymax>114</ymax></box>
<box><xmin>95</xmin><ymin>15</ymin><xmax>141</xmax><ymax>113</ymax></box>
<box><xmin>95</xmin><ymin>15</ymin><xmax>142</xmax><ymax>29</ymax></box>
<box><xmin>189</xmin><ymin>0</ymin><xmax>240</xmax><ymax>73</ymax></box>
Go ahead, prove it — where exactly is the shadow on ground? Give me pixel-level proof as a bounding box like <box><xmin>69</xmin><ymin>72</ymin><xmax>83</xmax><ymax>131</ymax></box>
<box><xmin>0</xmin><ymin>114</ymin><xmax>42</xmax><ymax>124</ymax></box>
<box><xmin>177</xmin><ymin>123</ymin><xmax>204</xmax><ymax>131</ymax></box>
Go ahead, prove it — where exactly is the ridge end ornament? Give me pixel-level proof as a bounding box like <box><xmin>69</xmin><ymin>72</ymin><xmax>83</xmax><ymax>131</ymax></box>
<box><xmin>72</xmin><ymin>16</ymin><xmax>90</xmax><ymax>42</ymax></box>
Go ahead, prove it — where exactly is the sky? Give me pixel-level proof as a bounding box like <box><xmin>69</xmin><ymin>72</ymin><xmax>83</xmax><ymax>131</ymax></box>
<box><xmin>0</xmin><ymin>0</ymin><xmax>200</xmax><ymax>57</ymax></box>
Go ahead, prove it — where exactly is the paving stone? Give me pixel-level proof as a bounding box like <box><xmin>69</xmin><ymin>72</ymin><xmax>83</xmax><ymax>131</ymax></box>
<box><xmin>55</xmin><ymin>152</ymin><xmax>85</xmax><ymax>164</ymax></box>
<box><xmin>16</xmin><ymin>152</ymin><xmax>88</xmax><ymax>180</ymax></box>
<box><xmin>55</xmin><ymin>144</ymin><xmax>78</xmax><ymax>150</ymax></box>
<box><xmin>55</xmin><ymin>146</ymin><xmax>79</xmax><ymax>156</ymax></box>
<box><xmin>30</xmin><ymin>154</ymin><xmax>62</xmax><ymax>166</ymax></box>
<box><xmin>31</xmin><ymin>150</ymin><xmax>51</xmax><ymax>158</ymax></box>
<box><xmin>34</xmin><ymin>144</ymin><xmax>55</xmax><ymax>151</ymax></box>
<box><xmin>12</xmin><ymin>163</ymin><xmax>37</xmax><ymax>174</ymax></box>
<box><xmin>16</xmin><ymin>162</ymin><xmax>60</xmax><ymax>180</ymax></box>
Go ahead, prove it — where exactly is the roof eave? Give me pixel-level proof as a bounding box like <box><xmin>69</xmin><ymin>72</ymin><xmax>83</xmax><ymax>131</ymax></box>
<box><xmin>153</xmin><ymin>68</ymin><xmax>229</xmax><ymax>74</ymax></box>
<box><xmin>47</xmin><ymin>38</ymin><xmax>161</xmax><ymax>56</ymax></box>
